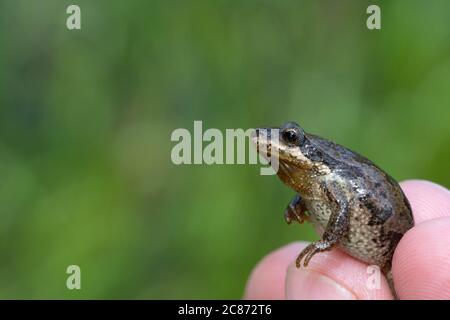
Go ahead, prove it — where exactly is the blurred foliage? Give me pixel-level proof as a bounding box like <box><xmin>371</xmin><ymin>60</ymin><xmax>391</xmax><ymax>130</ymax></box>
<box><xmin>0</xmin><ymin>0</ymin><xmax>449</xmax><ymax>299</ymax></box>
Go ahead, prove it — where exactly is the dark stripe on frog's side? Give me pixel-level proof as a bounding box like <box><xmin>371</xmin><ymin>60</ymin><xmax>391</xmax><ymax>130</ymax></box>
<box><xmin>300</xmin><ymin>138</ymin><xmax>340</xmax><ymax>168</ymax></box>
<box><xmin>386</xmin><ymin>230</ymin><xmax>404</xmax><ymax>255</ymax></box>
<box><xmin>379</xmin><ymin>229</ymin><xmax>403</xmax><ymax>260</ymax></box>
<box><xmin>358</xmin><ymin>194</ymin><xmax>394</xmax><ymax>226</ymax></box>
<box><xmin>403</xmin><ymin>194</ymin><xmax>414</xmax><ymax>221</ymax></box>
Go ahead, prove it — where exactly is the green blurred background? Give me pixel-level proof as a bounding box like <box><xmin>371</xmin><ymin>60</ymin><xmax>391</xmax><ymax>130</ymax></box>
<box><xmin>0</xmin><ymin>0</ymin><xmax>449</xmax><ymax>299</ymax></box>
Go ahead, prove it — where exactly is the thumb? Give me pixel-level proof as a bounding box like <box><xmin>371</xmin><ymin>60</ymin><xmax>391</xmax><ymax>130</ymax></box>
<box><xmin>285</xmin><ymin>262</ymin><xmax>357</xmax><ymax>299</ymax></box>
<box><xmin>284</xmin><ymin>248</ymin><xmax>393</xmax><ymax>300</ymax></box>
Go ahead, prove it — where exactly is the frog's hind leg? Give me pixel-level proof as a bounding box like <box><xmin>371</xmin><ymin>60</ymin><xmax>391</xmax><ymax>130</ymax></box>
<box><xmin>285</xmin><ymin>194</ymin><xmax>309</xmax><ymax>224</ymax></box>
<box><xmin>295</xmin><ymin>225</ymin><xmax>349</xmax><ymax>268</ymax></box>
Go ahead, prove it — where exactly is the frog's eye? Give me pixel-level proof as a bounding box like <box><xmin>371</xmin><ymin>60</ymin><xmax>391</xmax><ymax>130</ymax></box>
<box><xmin>280</xmin><ymin>122</ymin><xmax>305</xmax><ymax>146</ymax></box>
<box><xmin>281</xmin><ymin>127</ymin><xmax>303</xmax><ymax>146</ymax></box>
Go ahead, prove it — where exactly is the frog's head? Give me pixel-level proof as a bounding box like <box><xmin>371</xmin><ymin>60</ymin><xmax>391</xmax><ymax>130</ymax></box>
<box><xmin>252</xmin><ymin>122</ymin><xmax>330</xmax><ymax>188</ymax></box>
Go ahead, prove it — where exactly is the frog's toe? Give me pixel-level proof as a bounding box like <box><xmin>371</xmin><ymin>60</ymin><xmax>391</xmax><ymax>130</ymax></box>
<box><xmin>295</xmin><ymin>243</ymin><xmax>315</xmax><ymax>268</ymax></box>
<box><xmin>284</xmin><ymin>208</ymin><xmax>293</xmax><ymax>224</ymax></box>
<box><xmin>295</xmin><ymin>241</ymin><xmax>333</xmax><ymax>268</ymax></box>
<box><xmin>284</xmin><ymin>206</ymin><xmax>307</xmax><ymax>225</ymax></box>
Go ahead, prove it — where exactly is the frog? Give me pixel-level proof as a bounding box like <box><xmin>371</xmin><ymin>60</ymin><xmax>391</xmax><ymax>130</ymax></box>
<box><xmin>252</xmin><ymin>121</ymin><xmax>414</xmax><ymax>287</ymax></box>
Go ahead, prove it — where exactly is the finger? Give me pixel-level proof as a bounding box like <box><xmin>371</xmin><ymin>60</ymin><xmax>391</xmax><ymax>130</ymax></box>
<box><xmin>244</xmin><ymin>242</ymin><xmax>305</xmax><ymax>299</ymax></box>
<box><xmin>400</xmin><ymin>180</ymin><xmax>450</xmax><ymax>224</ymax></box>
<box><xmin>285</xmin><ymin>243</ymin><xmax>393</xmax><ymax>300</ymax></box>
<box><xmin>393</xmin><ymin>217</ymin><xmax>450</xmax><ymax>299</ymax></box>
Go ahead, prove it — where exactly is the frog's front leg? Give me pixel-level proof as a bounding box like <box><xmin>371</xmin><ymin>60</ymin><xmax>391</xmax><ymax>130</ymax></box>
<box><xmin>285</xmin><ymin>194</ymin><xmax>309</xmax><ymax>224</ymax></box>
<box><xmin>296</xmin><ymin>184</ymin><xmax>350</xmax><ymax>268</ymax></box>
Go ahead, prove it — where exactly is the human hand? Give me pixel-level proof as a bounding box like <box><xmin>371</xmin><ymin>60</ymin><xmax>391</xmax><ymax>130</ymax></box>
<box><xmin>244</xmin><ymin>180</ymin><xmax>450</xmax><ymax>299</ymax></box>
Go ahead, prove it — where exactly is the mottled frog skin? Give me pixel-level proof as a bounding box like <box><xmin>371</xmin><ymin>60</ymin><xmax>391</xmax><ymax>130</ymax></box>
<box><xmin>253</xmin><ymin>122</ymin><xmax>414</xmax><ymax>274</ymax></box>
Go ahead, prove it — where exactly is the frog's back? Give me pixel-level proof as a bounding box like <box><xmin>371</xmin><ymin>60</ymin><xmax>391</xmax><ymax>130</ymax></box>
<box><xmin>306</xmin><ymin>134</ymin><xmax>382</xmax><ymax>170</ymax></box>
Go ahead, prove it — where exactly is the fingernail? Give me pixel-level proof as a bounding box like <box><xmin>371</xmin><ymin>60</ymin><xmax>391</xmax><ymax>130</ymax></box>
<box><xmin>285</xmin><ymin>264</ymin><xmax>357</xmax><ymax>300</ymax></box>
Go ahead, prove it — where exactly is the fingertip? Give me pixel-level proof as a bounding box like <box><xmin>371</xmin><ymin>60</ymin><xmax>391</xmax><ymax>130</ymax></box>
<box><xmin>400</xmin><ymin>180</ymin><xmax>450</xmax><ymax>224</ymax></box>
<box><xmin>393</xmin><ymin>217</ymin><xmax>450</xmax><ymax>299</ymax></box>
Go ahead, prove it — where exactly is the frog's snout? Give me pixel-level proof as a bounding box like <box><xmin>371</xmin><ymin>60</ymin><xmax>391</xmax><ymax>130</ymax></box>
<box><xmin>252</xmin><ymin>128</ymin><xmax>272</xmax><ymax>142</ymax></box>
<box><xmin>251</xmin><ymin>128</ymin><xmax>271</xmax><ymax>146</ymax></box>
<box><xmin>252</xmin><ymin>128</ymin><xmax>274</xmax><ymax>158</ymax></box>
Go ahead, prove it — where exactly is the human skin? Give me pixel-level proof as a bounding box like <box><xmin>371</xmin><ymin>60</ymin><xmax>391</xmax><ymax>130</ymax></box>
<box><xmin>244</xmin><ymin>180</ymin><xmax>450</xmax><ymax>300</ymax></box>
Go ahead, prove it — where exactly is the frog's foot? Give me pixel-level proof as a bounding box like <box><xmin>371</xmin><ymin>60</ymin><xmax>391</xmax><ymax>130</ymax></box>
<box><xmin>295</xmin><ymin>240</ymin><xmax>333</xmax><ymax>268</ymax></box>
<box><xmin>285</xmin><ymin>195</ymin><xmax>309</xmax><ymax>225</ymax></box>
<box><xmin>284</xmin><ymin>206</ymin><xmax>308</xmax><ymax>224</ymax></box>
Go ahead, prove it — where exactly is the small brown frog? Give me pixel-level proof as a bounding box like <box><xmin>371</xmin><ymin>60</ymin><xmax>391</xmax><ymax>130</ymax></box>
<box><xmin>253</xmin><ymin>122</ymin><xmax>414</xmax><ymax>285</ymax></box>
